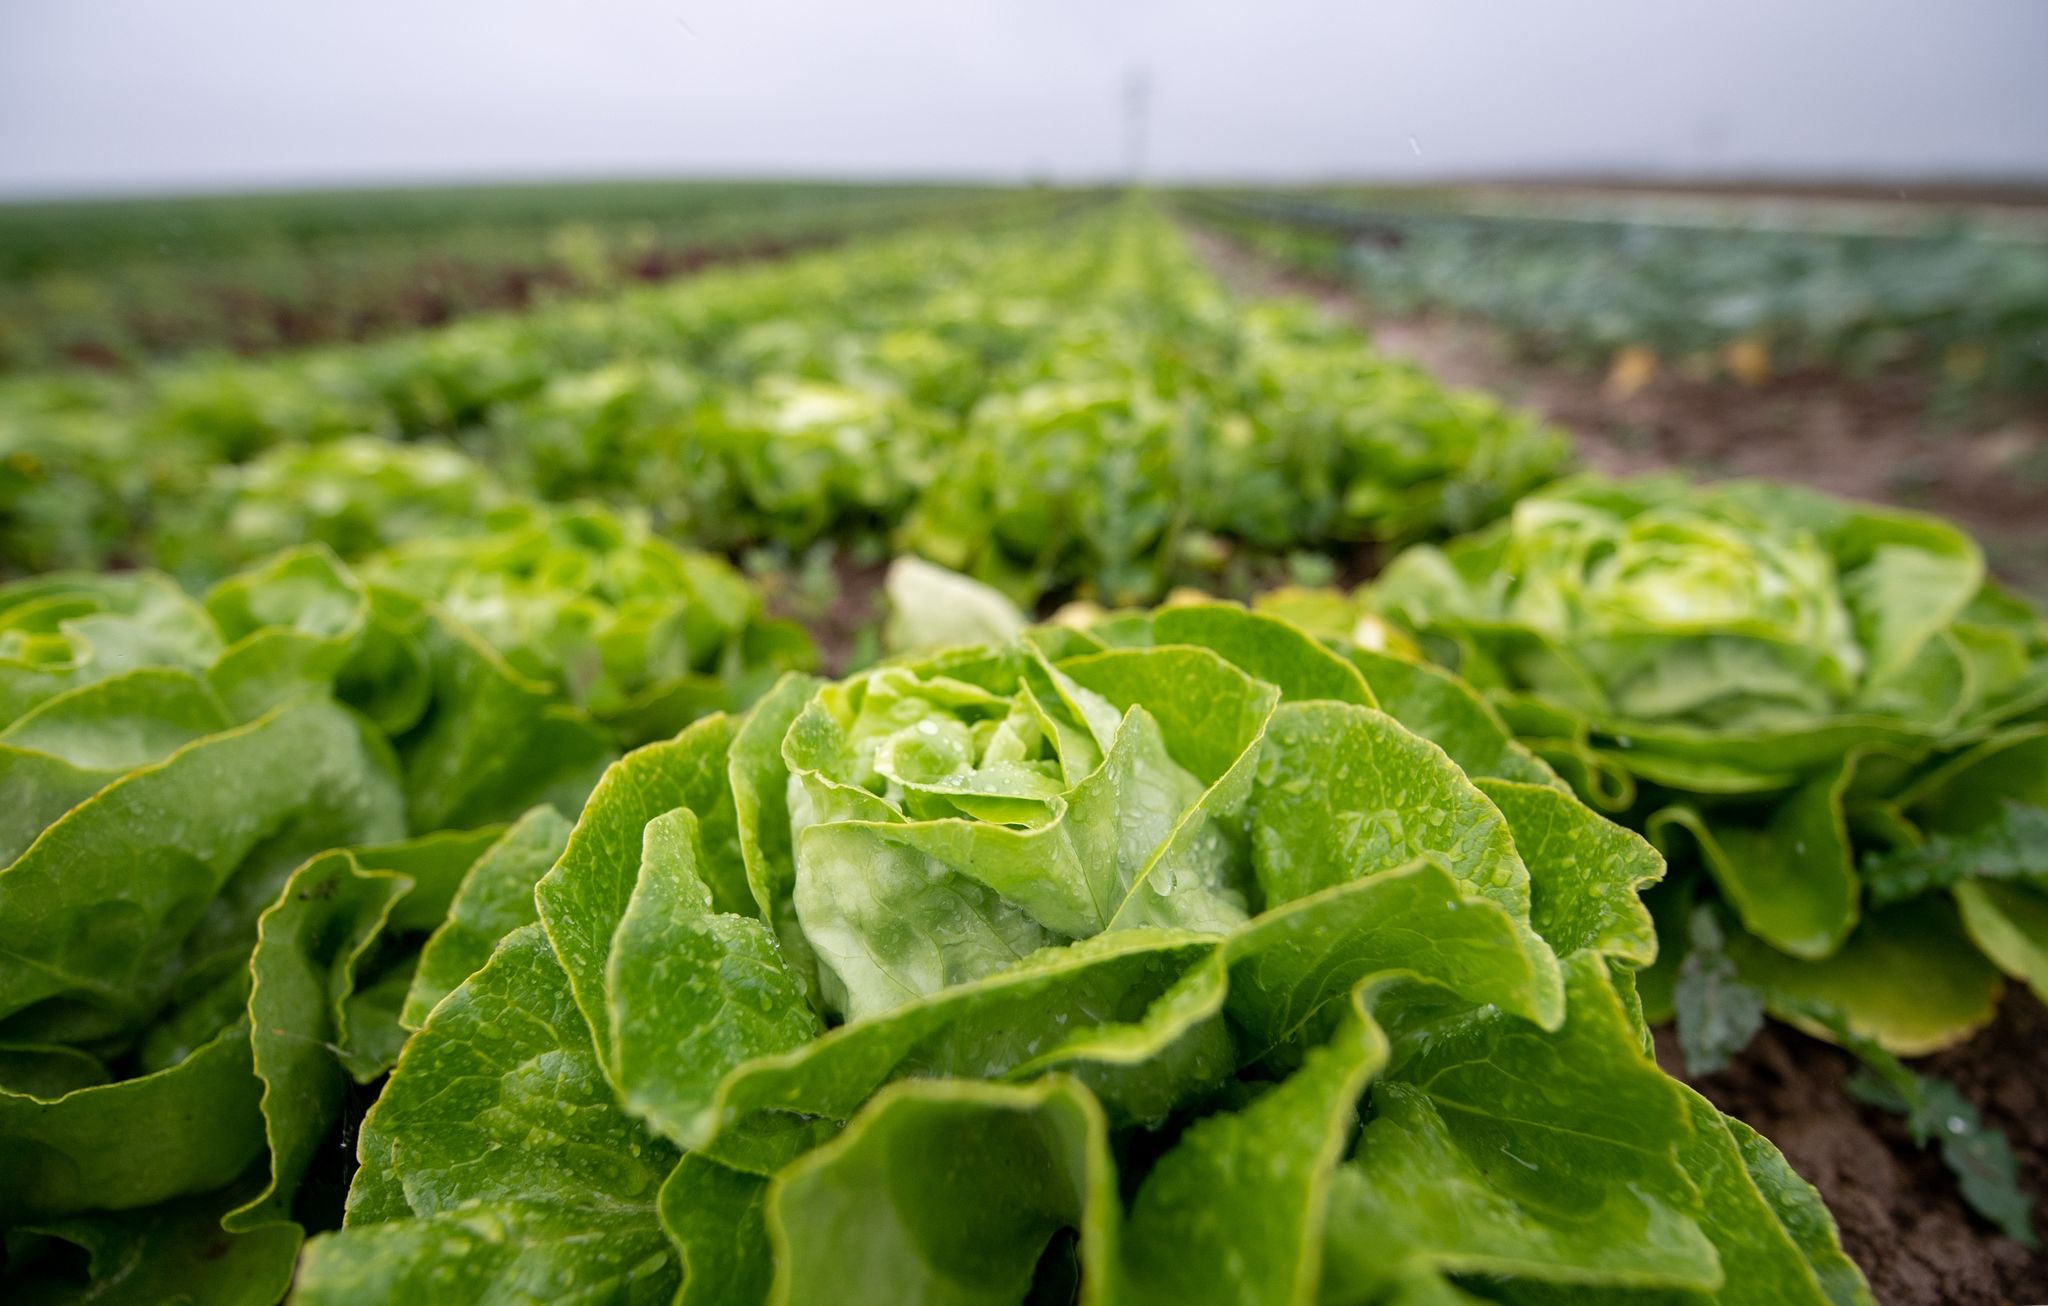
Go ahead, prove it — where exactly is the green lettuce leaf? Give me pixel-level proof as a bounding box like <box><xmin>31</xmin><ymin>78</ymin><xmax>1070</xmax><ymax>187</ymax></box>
<box><xmin>298</xmin><ymin>926</ymin><xmax>681</xmax><ymax>1304</ymax></box>
<box><xmin>301</xmin><ymin>609</ymin><xmax>1862</xmax><ymax>1303</ymax></box>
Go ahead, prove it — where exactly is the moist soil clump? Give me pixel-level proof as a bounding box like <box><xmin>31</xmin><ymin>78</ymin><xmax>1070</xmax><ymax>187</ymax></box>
<box><xmin>1655</xmin><ymin>990</ymin><xmax>2047</xmax><ymax>1306</ymax></box>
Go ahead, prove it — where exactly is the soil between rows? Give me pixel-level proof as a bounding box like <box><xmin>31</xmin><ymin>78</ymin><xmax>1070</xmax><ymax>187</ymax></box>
<box><xmin>1656</xmin><ymin>991</ymin><xmax>2048</xmax><ymax>1306</ymax></box>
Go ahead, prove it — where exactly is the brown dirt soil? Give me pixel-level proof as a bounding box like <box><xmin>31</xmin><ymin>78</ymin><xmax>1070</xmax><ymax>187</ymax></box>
<box><xmin>56</xmin><ymin>235</ymin><xmax>830</xmax><ymax>372</ymax></box>
<box><xmin>756</xmin><ymin>548</ymin><xmax>891</xmax><ymax>676</ymax></box>
<box><xmin>1187</xmin><ymin>226</ymin><xmax>2048</xmax><ymax>603</ymax></box>
<box><xmin>1655</xmin><ymin>991</ymin><xmax>2048</xmax><ymax>1306</ymax></box>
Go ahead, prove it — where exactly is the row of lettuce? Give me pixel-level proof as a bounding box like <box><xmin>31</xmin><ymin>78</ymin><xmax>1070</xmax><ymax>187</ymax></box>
<box><xmin>2</xmin><ymin>202</ymin><xmax>1568</xmax><ymax>606</ymax></box>
<box><xmin>0</xmin><ymin>503</ymin><xmax>817</xmax><ymax>1300</ymax></box>
<box><xmin>13</xmin><ymin>473</ymin><xmax>2040</xmax><ymax>1302</ymax></box>
<box><xmin>1188</xmin><ymin>190</ymin><xmax>2048</xmax><ymax>397</ymax></box>
<box><xmin>1254</xmin><ymin>474</ymin><xmax>2047</xmax><ymax>1245</ymax></box>
<box><xmin>897</xmin><ymin>473</ymin><xmax>2048</xmax><ymax>1249</ymax></box>
<box><xmin>0</xmin><ymin>182</ymin><xmax>1040</xmax><ymax>374</ymax></box>
<box><xmin>3</xmin><ymin>528</ymin><xmax>1886</xmax><ymax>1300</ymax></box>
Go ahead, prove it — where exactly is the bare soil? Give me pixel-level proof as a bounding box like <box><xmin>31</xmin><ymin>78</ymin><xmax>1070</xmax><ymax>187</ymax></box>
<box><xmin>65</xmin><ymin>235</ymin><xmax>827</xmax><ymax>370</ymax></box>
<box><xmin>1188</xmin><ymin>226</ymin><xmax>2048</xmax><ymax>602</ymax></box>
<box><xmin>1655</xmin><ymin>991</ymin><xmax>2048</xmax><ymax>1306</ymax></box>
<box><xmin>756</xmin><ymin>548</ymin><xmax>891</xmax><ymax>676</ymax></box>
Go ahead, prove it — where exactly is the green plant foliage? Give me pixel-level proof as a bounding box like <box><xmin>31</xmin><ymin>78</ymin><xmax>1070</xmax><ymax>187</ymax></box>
<box><xmin>154</xmin><ymin>437</ymin><xmax>512</xmax><ymax>583</ymax></box>
<box><xmin>295</xmin><ymin>603</ymin><xmax>1867</xmax><ymax>1304</ymax></box>
<box><xmin>1</xmin><ymin>204</ymin><xmax>1569</xmax><ymax>609</ymax></box>
<box><xmin>362</xmin><ymin>502</ymin><xmax>816</xmax><ymax>748</ymax></box>
<box><xmin>1195</xmin><ymin>190</ymin><xmax>2048</xmax><ymax>397</ymax></box>
<box><xmin>0</xmin><ymin>181</ymin><xmax>1021</xmax><ymax>373</ymax></box>
<box><xmin>1361</xmin><ymin>474</ymin><xmax>2048</xmax><ymax>1054</ymax></box>
<box><xmin>1325</xmin><ymin>473</ymin><xmax>2046</xmax><ymax>1238</ymax></box>
<box><xmin>0</xmin><ymin>526</ymin><xmax>807</xmax><ymax>1301</ymax></box>
<box><xmin>1843</xmin><ymin>1041</ymin><xmax>2035</xmax><ymax>1247</ymax></box>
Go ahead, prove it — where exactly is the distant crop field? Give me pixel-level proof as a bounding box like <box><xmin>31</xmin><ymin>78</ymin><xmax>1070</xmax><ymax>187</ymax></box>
<box><xmin>1183</xmin><ymin>186</ymin><xmax>2048</xmax><ymax>396</ymax></box>
<box><xmin>0</xmin><ymin>180</ymin><xmax>1020</xmax><ymax>369</ymax></box>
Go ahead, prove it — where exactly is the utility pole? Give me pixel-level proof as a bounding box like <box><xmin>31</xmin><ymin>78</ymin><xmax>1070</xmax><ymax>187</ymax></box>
<box><xmin>1123</xmin><ymin>66</ymin><xmax>1150</xmax><ymax>186</ymax></box>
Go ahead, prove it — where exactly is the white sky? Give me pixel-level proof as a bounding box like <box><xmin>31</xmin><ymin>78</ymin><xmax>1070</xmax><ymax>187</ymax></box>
<box><xmin>2</xmin><ymin>0</ymin><xmax>2045</xmax><ymax>198</ymax></box>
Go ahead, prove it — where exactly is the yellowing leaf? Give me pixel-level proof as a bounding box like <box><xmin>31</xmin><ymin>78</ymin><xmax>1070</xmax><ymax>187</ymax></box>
<box><xmin>1606</xmin><ymin>345</ymin><xmax>1660</xmax><ymax>398</ymax></box>
<box><xmin>1723</xmin><ymin>337</ymin><xmax>1772</xmax><ymax>386</ymax></box>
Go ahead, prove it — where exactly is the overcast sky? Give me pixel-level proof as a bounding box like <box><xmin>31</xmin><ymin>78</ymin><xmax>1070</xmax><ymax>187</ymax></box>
<box><xmin>3</xmin><ymin>0</ymin><xmax>2045</xmax><ymax>198</ymax></box>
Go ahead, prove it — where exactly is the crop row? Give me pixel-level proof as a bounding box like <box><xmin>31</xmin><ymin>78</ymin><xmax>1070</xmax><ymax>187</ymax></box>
<box><xmin>1</xmin><ymin>196</ymin><xmax>2041</xmax><ymax>1302</ymax></box>
<box><xmin>1189</xmin><ymin>191</ymin><xmax>2048</xmax><ymax>396</ymax></box>
<box><xmin>0</xmin><ymin>183</ymin><xmax>1042</xmax><ymax>373</ymax></box>
<box><xmin>2</xmin><ymin>202</ymin><xmax>1567</xmax><ymax>605</ymax></box>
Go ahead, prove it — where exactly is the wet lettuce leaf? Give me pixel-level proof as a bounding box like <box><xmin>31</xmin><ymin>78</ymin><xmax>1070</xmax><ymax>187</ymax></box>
<box><xmin>1356</xmin><ymin>473</ymin><xmax>2045</xmax><ymax>1237</ymax></box>
<box><xmin>0</xmin><ymin>527</ymin><xmax>805</xmax><ymax>1302</ymax></box>
<box><xmin>1362</xmin><ymin>474</ymin><xmax>2048</xmax><ymax>1055</ymax></box>
<box><xmin>302</xmin><ymin>605</ymin><xmax>1868</xmax><ymax>1304</ymax></box>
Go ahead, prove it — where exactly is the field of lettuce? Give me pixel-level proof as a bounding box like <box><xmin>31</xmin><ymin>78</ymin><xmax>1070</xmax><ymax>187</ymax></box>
<box><xmin>0</xmin><ymin>181</ymin><xmax>1028</xmax><ymax>373</ymax></box>
<box><xmin>0</xmin><ymin>188</ymin><xmax>2042</xmax><ymax>1304</ymax></box>
<box><xmin>1188</xmin><ymin>188</ymin><xmax>2048</xmax><ymax>398</ymax></box>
